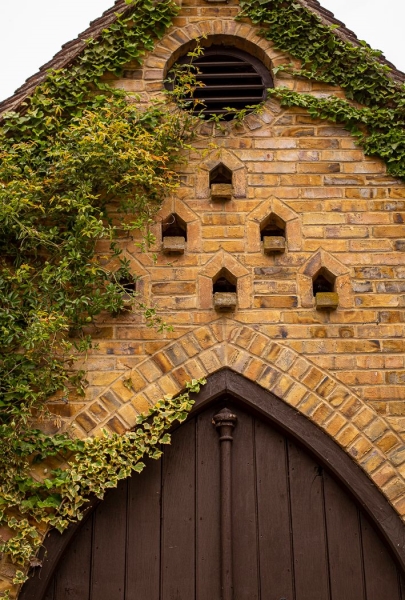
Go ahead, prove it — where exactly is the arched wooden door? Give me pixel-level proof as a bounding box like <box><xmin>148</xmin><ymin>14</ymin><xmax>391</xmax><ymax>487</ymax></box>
<box><xmin>22</xmin><ymin>371</ymin><xmax>405</xmax><ymax>600</ymax></box>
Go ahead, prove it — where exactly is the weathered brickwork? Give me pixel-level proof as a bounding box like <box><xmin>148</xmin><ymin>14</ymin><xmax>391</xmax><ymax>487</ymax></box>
<box><xmin>66</xmin><ymin>322</ymin><xmax>405</xmax><ymax>518</ymax></box>
<box><xmin>39</xmin><ymin>3</ymin><xmax>405</xmax><ymax>521</ymax></box>
<box><xmin>1</xmin><ymin>2</ymin><xmax>405</xmax><ymax>597</ymax></box>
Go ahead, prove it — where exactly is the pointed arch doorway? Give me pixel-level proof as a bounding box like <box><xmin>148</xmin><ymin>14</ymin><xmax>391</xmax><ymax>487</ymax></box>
<box><xmin>21</xmin><ymin>370</ymin><xmax>405</xmax><ymax>600</ymax></box>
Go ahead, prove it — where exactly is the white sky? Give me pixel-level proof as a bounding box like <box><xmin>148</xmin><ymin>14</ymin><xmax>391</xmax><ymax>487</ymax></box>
<box><xmin>0</xmin><ymin>0</ymin><xmax>404</xmax><ymax>103</ymax></box>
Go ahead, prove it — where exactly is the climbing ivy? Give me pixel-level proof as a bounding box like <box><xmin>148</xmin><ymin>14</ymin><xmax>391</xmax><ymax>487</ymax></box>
<box><xmin>3</xmin><ymin>0</ymin><xmax>405</xmax><ymax>590</ymax></box>
<box><xmin>0</xmin><ymin>380</ymin><xmax>205</xmax><ymax>576</ymax></box>
<box><xmin>0</xmin><ymin>0</ymin><xmax>207</xmax><ymax>589</ymax></box>
<box><xmin>268</xmin><ymin>89</ymin><xmax>405</xmax><ymax>176</ymax></box>
<box><xmin>238</xmin><ymin>0</ymin><xmax>405</xmax><ymax>179</ymax></box>
<box><xmin>2</xmin><ymin>0</ymin><xmax>179</xmax><ymax>141</ymax></box>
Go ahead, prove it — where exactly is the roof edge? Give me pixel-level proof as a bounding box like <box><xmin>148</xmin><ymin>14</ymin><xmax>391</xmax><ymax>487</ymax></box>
<box><xmin>0</xmin><ymin>0</ymin><xmax>129</xmax><ymax>115</ymax></box>
<box><xmin>1</xmin><ymin>0</ymin><xmax>404</xmax><ymax>116</ymax></box>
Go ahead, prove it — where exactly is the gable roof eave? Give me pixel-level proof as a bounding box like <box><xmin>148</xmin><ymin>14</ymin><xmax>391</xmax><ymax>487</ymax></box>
<box><xmin>1</xmin><ymin>0</ymin><xmax>405</xmax><ymax>116</ymax></box>
<box><xmin>301</xmin><ymin>0</ymin><xmax>405</xmax><ymax>82</ymax></box>
<box><xmin>0</xmin><ymin>0</ymin><xmax>129</xmax><ymax>115</ymax></box>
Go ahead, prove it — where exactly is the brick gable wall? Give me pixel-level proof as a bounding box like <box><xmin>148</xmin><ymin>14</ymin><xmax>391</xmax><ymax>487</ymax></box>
<box><xmin>2</xmin><ymin>2</ymin><xmax>405</xmax><ymax>596</ymax></box>
<box><xmin>46</xmin><ymin>1</ymin><xmax>405</xmax><ymax>513</ymax></box>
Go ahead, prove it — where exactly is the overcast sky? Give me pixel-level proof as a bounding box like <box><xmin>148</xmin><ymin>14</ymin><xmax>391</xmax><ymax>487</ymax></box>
<box><xmin>1</xmin><ymin>0</ymin><xmax>404</xmax><ymax>103</ymax></box>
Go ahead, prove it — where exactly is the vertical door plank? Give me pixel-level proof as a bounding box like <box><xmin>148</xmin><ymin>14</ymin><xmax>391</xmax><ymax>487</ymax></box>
<box><xmin>323</xmin><ymin>472</ymin><xmax>365</xmax><ymax>600</ymax></box>
<box><xmin>255</xmin><ymin>420</ymin><xmax>294</xmax><ymax>600</ymax></box>
<box><xmin>361</xmin><ymin>513</ymin><xmax>401</xmax><ymax>600</ymax></box>
<box><xmin>43</xmin><ymin>579</ymin><xmax>55</xmax><ymax>600</ymax></box>
<box><xmin>196</xmin><ymin>407</ymin><xmax>221</xmax><ymax>600</ymax></box>
<box><xmin>232</xmin><ymin>409</ymin><xmax>260</xmax><ymax>600</ymax></box>
<box><xmin>288</xmin><ymin>441</ymin><xmax>330</xmax><ymax>600</ymax></box>
<box><xmin>54</xmin><ymin>515</ymin><xmax>93</xmax><ymax>600</ymax></box>
<box><xmin>90</xmin><ymin>480</ymin><xmax>127</xmax><ymax>600</ymax></box>
<box><xmin>161</xmin><ymin>418</ymin><xmax>196</xmax><ymax>600</ymax></box>
<box><xmin>126</xmin><ymin>457</ymin><xmax>162</xmax><ymax>600</ymax></box>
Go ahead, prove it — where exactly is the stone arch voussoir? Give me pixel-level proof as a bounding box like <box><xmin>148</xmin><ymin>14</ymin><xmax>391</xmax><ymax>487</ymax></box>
<box><xmin>145</xmin><ymin>18</ymin><xmax>296</xmax><ymax>123</ymax></box>
<box><xmin>74</xmin><ymin>321</ymin><xmax>405</xmax><ymax>520</ymax></box>
<box><xmin>158</xmin><ymin>20</ymin><xmax>282</xmax><ymax>80</ymax></box>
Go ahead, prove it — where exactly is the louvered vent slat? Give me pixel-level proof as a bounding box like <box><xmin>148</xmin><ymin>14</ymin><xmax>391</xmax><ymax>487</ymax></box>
<box><xmin>204</xmin><ymin>85</ymin><xmax>265</xmax><ymax>89</ymax></box>
<box><xmin>167</xmin><ymin>45</ymin><xmax>273</xmax><ymax>120</ymax></box>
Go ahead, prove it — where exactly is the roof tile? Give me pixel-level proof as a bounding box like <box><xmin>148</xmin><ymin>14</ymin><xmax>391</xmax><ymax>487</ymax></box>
<box><xmin>0</xmin><ymin>0</ymin><xmax>403</xmax><ymax>115</ymax></box>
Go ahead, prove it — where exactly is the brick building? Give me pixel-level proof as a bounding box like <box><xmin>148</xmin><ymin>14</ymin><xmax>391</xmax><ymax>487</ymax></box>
<box><xmin>2</xmin><ymin>0</ymin><xmax>405</xmax><ymax>598</ymax></box>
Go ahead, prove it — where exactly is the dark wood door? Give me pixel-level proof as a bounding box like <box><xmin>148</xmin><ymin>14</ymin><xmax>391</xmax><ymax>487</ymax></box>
<box><xmin>35</xmin><ymin>400</ymin><xmax>405</xmax><ymax>600</ymax></box>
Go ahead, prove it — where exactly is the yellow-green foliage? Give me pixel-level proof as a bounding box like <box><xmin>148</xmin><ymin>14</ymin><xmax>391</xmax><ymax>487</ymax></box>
<box><xmin>0</xmin><ymin>0</ymin><xmax>204</xmax><ymax>578</ymax></box>
<box><xmin>0</xmin><ymin>381</ymin><xmax>205</xmax><ymax>576</ymax></box>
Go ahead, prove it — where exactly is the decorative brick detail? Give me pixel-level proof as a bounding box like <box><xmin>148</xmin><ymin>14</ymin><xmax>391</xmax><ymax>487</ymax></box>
<box><xmin>63</xmin><ymin>322</ymin><xmax>405</xmax><ymax>523</ymax></box>
<box><xmin>103</xmin><ymin>251</ymin><xmax>151</xmax><ymax>306</ymax></box>
<box><xmin>198</xmin><ymin>250</ymin><xmax>251</xmax><ymax>309</ymax></box>
<box><xmin>149</xmin><ymin>195</ymin><xmax>202</xmax><ymax>253</ymax></box>
<box><xmin>195</xmin><ymin>148</ymin><xmax>247</xmax><ymax>199</ymax></box>
<box><xmin>298</xmin><ymin>249</ymin><xmax>353</xmax><ymax>309</ymax></box>
<box><xmin>247</xmin><ymin>195</ymin><xmax>301</xmax><ymax>252</ymax></box>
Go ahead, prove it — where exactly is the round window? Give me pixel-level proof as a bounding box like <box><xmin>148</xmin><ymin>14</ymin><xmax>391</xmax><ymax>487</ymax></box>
<box><xmin>167</xmin><ymin>45</ymin><xmax>273</xmax><ymax>120</ymax></box>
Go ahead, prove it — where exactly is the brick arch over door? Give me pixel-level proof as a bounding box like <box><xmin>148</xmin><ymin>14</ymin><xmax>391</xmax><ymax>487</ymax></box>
<box><xmin>73</xmin><ymin>322</ymin><xmax>405</xmax><ymax>520</ymax></box>
<box><xmin>20</xmin><ymin>370</ymin><xmax>405</xmax><ymax>600</ymax></box>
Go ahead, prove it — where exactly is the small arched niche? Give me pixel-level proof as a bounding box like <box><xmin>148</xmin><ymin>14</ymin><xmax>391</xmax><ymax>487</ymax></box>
<box><xmin>210</xmin><ymin>163</ymin><xmax>233</xmax><ymax>202</ymax></box>
<box><xmin>260</xmin><ymin>213</ymin><xmax>286</xmax><ymax>253</ymax></box>
<box><xmin>313</xmin><ymin>268</ymin><xmax>338</xmax><ymax>310</ymax></box>
<box><xmin>162</xmin><ymin>213</ymin><xmax>187</xmax><ymax>254</ymax></box>
<box><xmin>111</xmin><ymin>273</ymin><xmax>138</xmax><ymax>313</ymax></box>
<box><xmin>119</xmin><ymin>277</ymin><xmax>137</xmax><ymax>296</ymax></box>
<box><xmin>210</xmin><ymin>163</ymin><xmax>233</xmax><ymax>186</ymax></box>
<box><xmin>213</xmin><ymin>268</ymin><xmax>237</xmax><ymax>311</ymax></box>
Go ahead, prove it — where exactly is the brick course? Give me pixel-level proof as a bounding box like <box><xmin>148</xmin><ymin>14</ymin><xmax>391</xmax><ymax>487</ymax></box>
<box><xmin>81</xmin><ymin>8</ymin><xmax>405</xmax><ymax>512</ymax></box>
<box><xmin>2</xmin><ymin>2</ymin><xmax>405</xmax><ymax>596</ymax></box>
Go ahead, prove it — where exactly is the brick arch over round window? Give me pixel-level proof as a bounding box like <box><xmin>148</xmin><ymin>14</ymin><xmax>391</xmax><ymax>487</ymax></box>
<box><xmin>69</xmin><ymin>322</ymin><xmax>405</xmax><ymax>521</ymax></box>
<box><xmin>162</xmin><ymin>30</ymin><xmax>277</xmax><ymax>84</ymax></box>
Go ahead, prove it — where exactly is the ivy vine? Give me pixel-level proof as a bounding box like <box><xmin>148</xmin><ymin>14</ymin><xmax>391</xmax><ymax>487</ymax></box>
<box><xmin>0</xmin><ymin>0</ymin><xmax>206</xmax><ymax>591</ymax></box>
<box><xmin>239</xmin><ymin>0</ymin><xmax>405</xmax><ymax>178</ymax></box>
<box><xmin>3</xmin><ymin>0</ymin><xmax>405</xmax><ymax>593</ymax></box>
<box><xmin>2</xmin><ymin>0</ymin><xmax>179</xmax><ymax>142</ymax></box>
<box><xmin>0</xmin><ymin>380</ymin><xmax>205</xmax><ymax>582</ymax></box>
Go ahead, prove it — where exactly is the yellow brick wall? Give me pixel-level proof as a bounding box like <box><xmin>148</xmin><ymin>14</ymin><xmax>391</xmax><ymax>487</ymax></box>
<box><xmin>2</xmin><ymin>2</ymin><xmax>405</xmax><ymax>597</ymax></box>
<box><xmin>47</xmin><ymin>2</ymin><xmax>405</xmax><ymax>516</ymax></box>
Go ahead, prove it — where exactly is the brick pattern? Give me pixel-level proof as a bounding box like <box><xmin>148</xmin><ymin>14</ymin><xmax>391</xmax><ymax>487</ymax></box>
<box><xmin>3</xmin><ymin>3</ymin><xmax>405</xmax><ymax>597</ymax></box>
<box><xmin>84</xmin><ymin>10</ymin><xmax>405</xmax><ymax>443</ymax></box>
<box><xmin>61</xmin><ymin>11</ymin><xmax>405</xmax><ymax>484</ymax></box>
<box><xmin>68</xmin><ymin>322</ymin><xmax>405</xmax><ymax>521</ymax></box>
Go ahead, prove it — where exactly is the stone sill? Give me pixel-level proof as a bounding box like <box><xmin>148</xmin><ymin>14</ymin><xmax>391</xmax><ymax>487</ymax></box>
<box><xmin>214</xmin><ymin>292</ymin><xmax>237</xmax><ymax>311</ymax></box>
<box><xmin>315</xmin><ymin>292</ymin><xmax>339</xmax><ymax>310</ymax></box>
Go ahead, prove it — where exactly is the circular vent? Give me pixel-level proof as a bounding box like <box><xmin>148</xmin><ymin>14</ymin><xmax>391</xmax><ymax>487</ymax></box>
<box><xmin>168</xmin><ymin>46</ymin><xmax>273</xmax><ymax>120</ymax></box>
